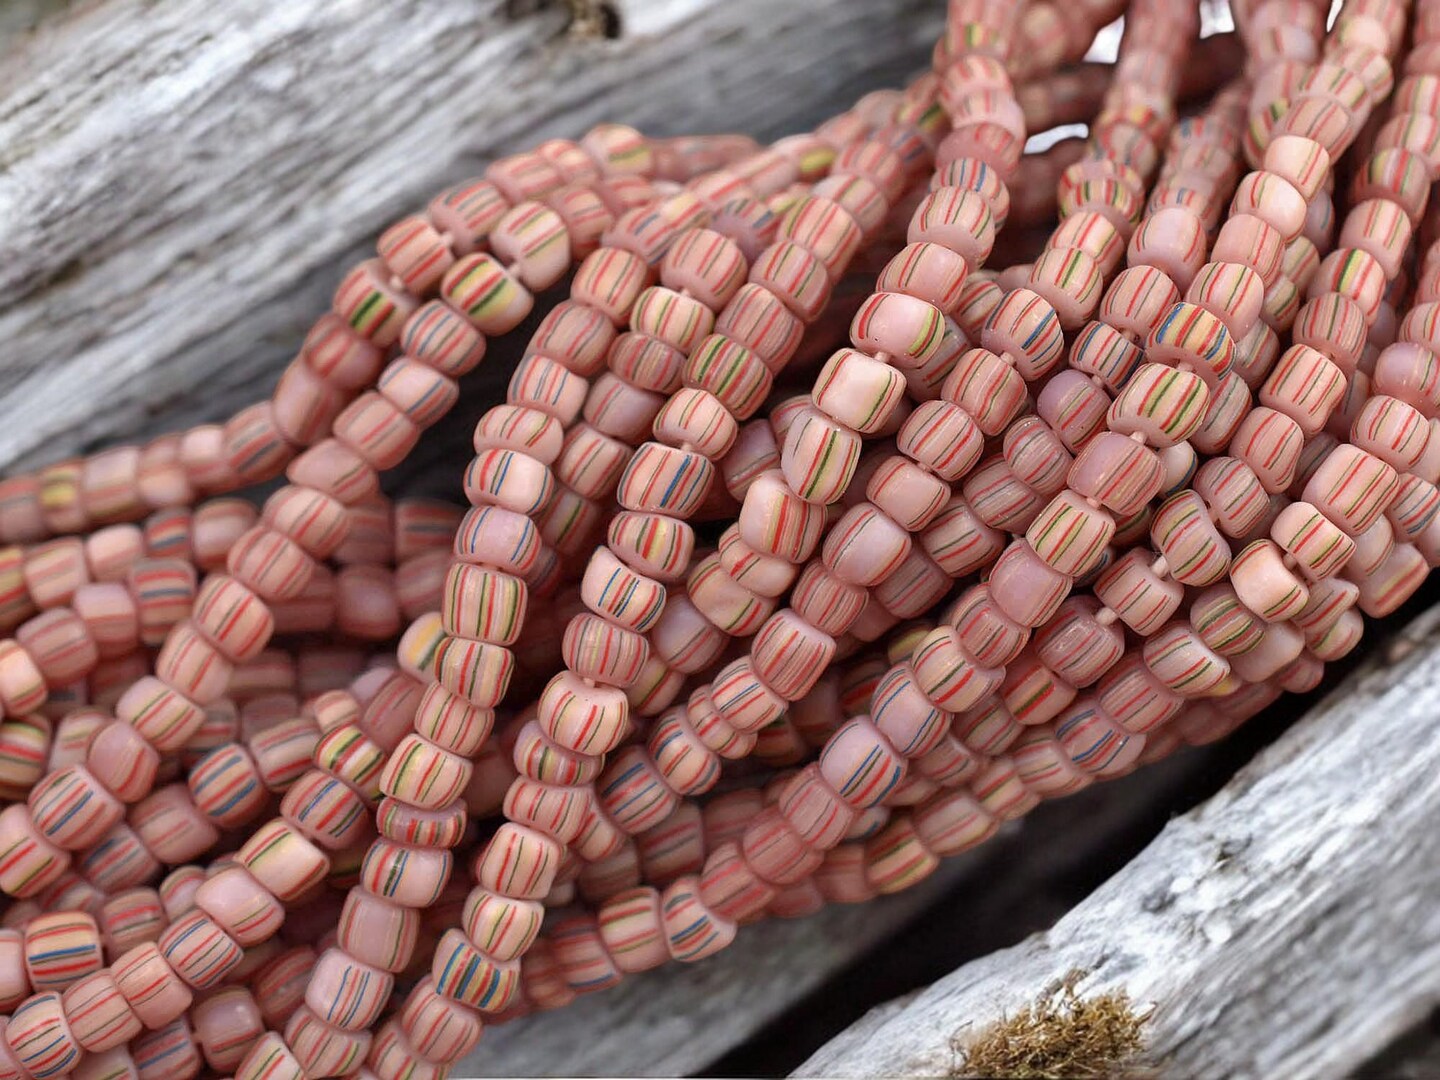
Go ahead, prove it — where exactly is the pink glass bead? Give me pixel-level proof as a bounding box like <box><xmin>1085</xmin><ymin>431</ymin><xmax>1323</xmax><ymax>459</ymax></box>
<box><xmin>1150</xmin><ymin>491</ymin><xmax>1231</xmax><ymax>587</ymax></box>
<box><xmin>0</xmin><ymin>803</ymin><xmax>68</xmax><ymax>898</ymax></box>
<box><xmin>1142</xmin><ymin>623</ymin><xmax>1230</xmax><ymax>696</ymax></box>
<box><xmin>475</xmin><ymin>822</ymin><xmax>561</xmax><ymax>901</ymax></box>
<box><xmin>7</xmin><ymin>992</ymin><xmax>80</xmax><ymax>1079</ymax></box>
<box><xmin>61</xmin><ymin>972</ymin><xmax>141</xmax><ymax>1053</ymax></box>
<box><xmin>819</xmin><ymin>717</ymin><xmax>904</xmax><ymax>809</ymax></box>
<box><xmin>85</xmin><ymin>721</ymin><xmax>160</xmax><ymax>803</ymax></box>
<box><xmin>111</xmin><ymin>941</ymin><xmax>193</xmax><ymax>1028</ymax></box>
<box><xmin>27</xmin><ymin>764</ymin><xmax>124</xmax><ymax>851</ymax></box>
<box><xmin>1093</xmin><ymin>548</ymin><xmax>1183</xmax><ymax>635</ymax></box>
<box><xmin>23</xmin><ymin>912</ymin><xmax>101</xmax><ymax>992</ymax></box>
<box><xmin>158</xmin><ymin>910</ymin><xmax>243</xmax><ymax>989</ymax></box>
<box><xmin>988</xmin><ymin>542</ymin><xmax>1071</xmax><ymax>628</ymax></box>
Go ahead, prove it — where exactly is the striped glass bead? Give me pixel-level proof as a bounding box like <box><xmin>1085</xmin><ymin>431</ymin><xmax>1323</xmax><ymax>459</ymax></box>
<box><xmin>1229</xmin><ymin>406</ymin><xmax>1303</xmax><ymax>493</ymax></box>
<box><xmin>597</xmin><ymin>746</ymin><xmax>680</xmax><ymax>835</ymax></box>
<box><xmin>441</xmin><ymin>563</ymin><xmax>527</xmax><ymax>646</ymax></box>
<box><xmin>504</xmin><ymin>777</ymin><xmax>586</xmax><ymax>844</ymax></box>
<box><xmin>235</xmin><ymin>818</ymin><xmax>328</xmax><ymax>902</ymax></box>
<box><xmin>708</xmin><ymin>654</ymin><xmax>785</xmax><ymax>732</ymax></box>
<box><xmin>7</xmin><ymin>993</ymin><xmax>80</xmax><ymax>1079</ymax></box>
<box><xmin>1193</xmin><ymin>456</ymin><xmax>1268</xmax><ymax>538</ymax></box>
<box><xmin>751</xmin><ymin>610</ymin><xmax>836</xmax><ymax>702</ymax></box>
<box><xmin>129</xmin><ymin>1017</ymin><xmax>201</xmax><ymax>1080</ymax></box>
<box><xmin>536</xmin><ymin>670</ymin><xmax>629</xmax><ymax>755</ymax></box>
<box><xmin>61</xmin><ymin>972</ymin><xmax>140</xmax><ymax>1054</ymax></box>
<box><xmin>37</xmin><ymin>461</ymin><xmax>85</xmax><ymax>537</ymax></box>
<box><xmin>1271</xmin><ymin>501</ymin><xmax>1356</xmax><ymax>582</ymax></box>
<box><xmin>918</xmin><ymin>498</ymin><xmax>1003</xmax><ymax>578</ymax></box>
<box><xmin>476</xmin><ymin>823</ymin><xmax>562</xmax><ymax>901</ymax></box>
<box><xmin>576</xmin><ymin>548</ymin><xmax>664</xmax><ymax>633</ymax></box>
<box><xmin>1056</xmin><ymin>700</ymin><xmax>1139</xmax><ymax>776</ymax></box>
<box><xmin>987</xmin><ymin>541</ymin><xmax>1071</xmax><ymax>629</ymax></box>
<box><xmin>0</xmin><ymin>802</ymin><xmax>70</xmax><ymax>898</ymax></box>
<box><xmin>561</xmin><ymin>613</ymin><xmax>649</xmax><ymax>686</ymax></box>
<box><xmin>427</xmin><ymin>178</ymin><xmax>508</xmax><ymax>255</ymax></box>
<box><xmin>397</xmin><ymin>978</ymin><xmax>484</xmax><ymax>1064</ymax></box>
<box><xmin>631</xmin><ymin>287</ymin><xmax>716</xmax><ymax>354</ymax></box>
<box><xmin>226</xmin><ymin>525</ymin><xmax>316</xmax><ymax>602</ymax></box>
<box><xmin>16</xmin><ymin>609</ymin><xmax>96</xmax><ymax>688</ymax></box>
<box><xmin>1191</xmin><ymin>371</ymin><xmax>1250</xmax><ymax>456</ymax></box>
<box><xmin>1353</xmin><ymin>543</ymin><xmax>1429</xmax><ymax>618</ymax></box>
<box><xmin>430</xmin><ymin>633</ymin><xmax>514</xmax><ymax>709</ymax></box>
<box><xmin>302</xmin><ymin>947</ymin><xmax>392</xmax><ymax>1033</ymax></box>
<box><xmin>23</xmin><ymin>913</ymin><xmax>101</xmax><ymax>992</ymax></box>
<box><xmin>235</xmin><ymin>1031</ymin><xmax>306</xmax><ymax>1080</ymax></box>
<box><xmin>644</xmin><ymin>710</ymin><xmax>719</xmax><ymax>796</ymax></box>
<box><xmin>1101</xmin><ymin>265</ymin><xmax>1179</xmax><ymax>345</ymax></box>
<box><xmin>248</xmin><ymin>718</ymin><xmax>320</xmax><ymax>793</ymax></box>
<box><xmin>279</xmin><ymin>770</ymin><xmax>368</xmax><ymax>850</ymax></box>
<box><xmin>777</xmin><ymin>194</ymin><xmax>861</xmax><ymax>275</ymax></box>
<box><xmin>98</xmin><ymin>887</ymin><xmax>165</xmax><ymax>956</ymax></box>
<box><xmin>1352</xmin><ymin>394</ymin><xmax>1430</xmax><ymax>472</ymax></box>
<box><xmin>284</xmin><ymin>1005</ymin><xmax>370</xmax><ymax>1077</ymax></box>
<box><xmin>547</xmin><ymin>913</ymin><xmax>624</xmax><ymax>998</ymax></box>
<box><xmin>1260</xmin><ymin>344</ymin><xmax>1345</xmax><ymax>437</ymax></box>
<box><xmin>658</xmin><ymin>876</ymin><xmax>736</xmax><ymax>962</ymax></box>
<box><xmin>867</xmin><ymin>449</ymin><xmax>948</xmax><ymax>543</ymax></box>
<box><xmin>715</xmin><ymin>283</ymin><xmax>803</xmax><ymax>371</ymax></box>
<box><xmin>441</xmin><ymin>253</ymin><xmax>533</xmax><ymax>336</ymax></box>
<box><xmin>1151</xmin><ymin>490</ymin><xmax>1231</xmax><ymax>586</ymax></box>
<box><xmin>865</xmin><ymin>817</ymin><xmax>939</xmax><ymax>894</ymax></box>
<box><xmin>939</xmin><ymin>349</ymin><xmax>1024</xmax><ymax>439</ymax></box>
<box><xmin>489</xmin><ymin>202</ymin><xmax>571</xmax><ymax>290</ymax></box>
<box><xmin>970</xmin><ymin>757</ymin><xmax>1040</xmax><ymax>822</ymax></box>
<box><xmin>596</xmin><ymin>886</ymin><xmax>669</xmax><ymax>974</ymax></box>
<box><xmin>683</xmin><ymin>335</ymin><xmax>772</xmax><ymax>422</ymax></box>
<box><xmin>616</xmin><ymin>442</ymin><xmax>715</xmax><ymax>517</ymax></box>
<box><xmin>431</xmin><ymin>928</ymin><xmax>520</xmax><ymax>1012</ymax></box>
<box><xmin>0</xmin><ymin>715</ymin><xmax>51</xmax><ymax>800</ymax></box>
<box><xmin>606</xmin><ymin>510</ymin><xmax>695</xmax><ymax>584</ymax></box>
<box><xmin>1002</xmin><ymin>650</ymin><xmax>1082</xmax><ymax>728</ymax></box>
<box><xmin>778</xmin><ymin>765</ymin><xmax>855</xmax><ymax>849</ymax></box>
<box><xmin>1142</xmin><ymin>623</ymin><xmax>1231</xmax><ymax>697</ymax></box>
<box><xmin>311</xmin><ymin>724</ymin><xmax>385</xmax><ymax>801</ymax></box>
<box><xmin>819</xmin><ymin>717</ymin><xmax>904</xmax><ymax>810</ymax></box>
<box><xmin>28</xmin><ymin>765</ymin><xmax>123</xmax><ymax>851</ymax></box>
<box><xmin>109</xmin><ymin>942</ymin><xmax>192</xmax><ymax>1031</ymax></box>
<box><xmin>191</xmin><ymin>986</ymin><xmax>264</xmax><ymax>1072</ymax></box>
<box><xmin>1108</xmin><ymin>363</ymin><xmax>1209</xmax><ymax>447</ymax></box>
<box><xmin>1093</xmin><ymin>549</ymin><xmax>1183</xmax><ymax>635</ymax></box>
<box><xmin>158</xmin><ymin>910</ymin><xmax>242</xmax><ymax>990</ymax></box>
<box><xmin>376</xmin><ymin>215</ymin><xmax>454</xmax><ymax>295</ymax></box>
<box><xmin>1191</xmin><ymin>585</ymin><xmax>1265</xmax><ymax>657</ymax></box>
<box><xmin>1026</xmin><ymin>490</ymin><xmax>1116</xmax><ymax>578</ymax></box>
<box><xmin>1302</xmin><ymin>444</ymin><xmax>1400</xmax><ymax>536</ymax></box>
<box><xmin>741</xmin><ymin>806</ymin><xmax>822</xmax><ymax>886</ymax></box>
<box><xmin>660</xmin><ymin>229</ymin><xmax>746</xmax><ymax>311</ymax></box>
<box><xmin>749</xmin><ymin>241</ymin><xmax>831</xmax><ymax>321</ymax></box>
<box><xmin>1230</xmin><ymin>538</ymin><xmax>1311</xmax><ymax>623</ymax></box>
<box><xmin>571</xmin><ymin>248</ymin><xmax>649</xmax><ymax>326</ymax></box>
<box><xmin>1186</xmin><ymin>261</ymin><xmax>1265</xmax><ymax>341</ymax></box>
<box><xmin>1033</xmin><ymin>598</ymin><xmax>1124</xmax><ymax>689</ymax></box>
<box><xmin>460</xmin><ymin>887</ymin><xmax>542</xmax><ymax>964</ymax></box>
<box><xmin>914</xmin><ymin>789</ymin><xmax>998</xmax><ymax>856</ymax></box>
<box><xmin>1097</xmin><ymin>655</ymin><xmax>1183</xmax><ymax>735</ymax></box>
<box><xmin>1028</xmin><ymin>248</ymin><xmax>1102</xmax><ymax>330</ymax></box>
<box><xmin>452</xmin><ymin>505</ymin><xmax>541</xmax><ymax>578</ymax></box>
<box><xmin>378</xmin><ymin>734</ymin><xmax>472</xmax><ymax>812</ymax></box>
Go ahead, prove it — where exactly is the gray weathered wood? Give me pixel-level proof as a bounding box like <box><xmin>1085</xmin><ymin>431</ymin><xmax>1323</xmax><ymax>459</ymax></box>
<box><xmin>795</xmin><ymin>605</ymin><xmax>1440</xmax><ymax>1080</ymax></box>
<box><xmin>0</xmin><ymin>0</ymin><xmax>940</xmax><ymax>476</ymax></box>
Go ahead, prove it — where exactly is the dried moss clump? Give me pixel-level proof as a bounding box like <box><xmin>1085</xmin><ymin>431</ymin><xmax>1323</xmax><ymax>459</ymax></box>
<box><xmin>952</xmin><ymin>970</ymin><xmax>1152</xmax><ymax>1079</ymax></box>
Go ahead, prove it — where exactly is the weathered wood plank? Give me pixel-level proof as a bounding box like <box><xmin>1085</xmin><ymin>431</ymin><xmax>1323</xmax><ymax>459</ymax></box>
<box><xmin>794</xmin><ymin>605</ymin><xmax>1440</xmax><ymax>1080</ymax></box>
<box><xmin>0</xmin><ymin>0</ymin><xmax>940</xmax><ymax>476</ymax></box>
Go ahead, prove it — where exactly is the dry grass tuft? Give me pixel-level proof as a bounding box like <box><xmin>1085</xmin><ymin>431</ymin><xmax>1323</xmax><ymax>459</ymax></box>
<box><xmin>951</xmin><ymin>970</ymin><xmax>1153</xmax><ymax>1079</ymax></box>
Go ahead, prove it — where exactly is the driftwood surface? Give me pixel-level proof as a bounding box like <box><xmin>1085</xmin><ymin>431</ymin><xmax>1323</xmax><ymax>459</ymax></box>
<box><xmin>794</xmin><ymin>603</ymin><xmax>1440</xmax><ymax>1080</ymax></box>
<box><xmin>0</xmin><ymin>0</ymin><xmax>942</xmax><ymax>482</ymax></box>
